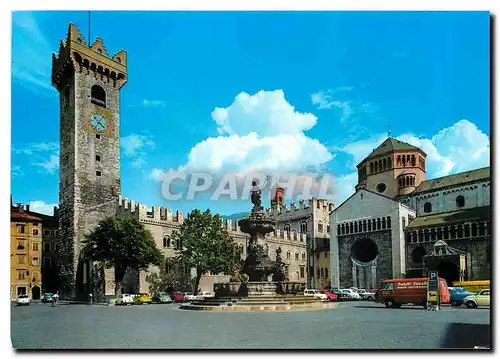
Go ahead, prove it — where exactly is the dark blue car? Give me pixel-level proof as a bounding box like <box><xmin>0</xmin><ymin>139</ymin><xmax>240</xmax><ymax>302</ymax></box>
<box><xmin>449</xmin><ymin>287</ymin><xmax>476</xmax><ymax>306</ymax></box>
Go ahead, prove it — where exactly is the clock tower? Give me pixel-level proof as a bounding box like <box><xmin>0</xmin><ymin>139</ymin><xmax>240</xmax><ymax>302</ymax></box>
<box><xmin>52</xmin><ymin>24</ymin><xmax>127</xmax><ymax>299</ymax></box>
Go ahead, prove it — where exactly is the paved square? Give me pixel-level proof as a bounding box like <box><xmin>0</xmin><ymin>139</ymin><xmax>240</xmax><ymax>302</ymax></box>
<box><xmin>11</xmin><ymin>301</ymin><xmax>490</xmax><ymax>349</ymax></box>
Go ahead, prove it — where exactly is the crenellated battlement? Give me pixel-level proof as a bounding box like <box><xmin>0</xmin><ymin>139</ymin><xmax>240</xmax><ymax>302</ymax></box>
<box><xmin>117</xmin><ymin>196</ymin><xmax>184</xmax><ymax>223</ymax></box>
<box><xmin>52</xmin><ymin>23</ymin><xmax>127</xmax><ymax>90</ymax></box>
<box><xmin>266</xmin><ymin>197</ymin><xmax>335</xmax><ymax>218</ymax></box>
<box><xmin>117</xmin><ymin>195</ymin><xmax>307</xmax><ymax>245</ymax></box>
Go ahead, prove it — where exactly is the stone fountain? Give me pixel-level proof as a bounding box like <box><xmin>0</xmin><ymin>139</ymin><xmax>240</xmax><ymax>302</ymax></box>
<box><xmin>179</xmin><ymin>180</ymin><xmax>338</xmax><ymax>311</ymax></box>
<box><xmin>237</xmin><ymin>180</ymin><xmax>284</xmax><ymax>296</ymax></box>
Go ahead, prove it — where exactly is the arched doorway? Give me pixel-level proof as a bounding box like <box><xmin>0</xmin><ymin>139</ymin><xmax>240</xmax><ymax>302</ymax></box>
<box><xmin>411</xmin><ymin>246</ymin><xmax>426</xmax><ymax>264</ymax></box>
<box><xmin>351</xmin><ymin>238</ymin><xmax>379</xmax><ymax>289</ymax></box>
<box><xmin>436</xmin><ymin>261</ymin><xmax>460</xmax><ymax>286</ymax></box>
<box><xmin>32</xmin><ymin>285</ymin><xmax>41</xmax><ymax>300</ymax></box>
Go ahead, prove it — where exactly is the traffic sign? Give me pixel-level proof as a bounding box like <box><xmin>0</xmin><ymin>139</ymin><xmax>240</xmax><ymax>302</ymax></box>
<box><xmin>429</xmin><ymin>271</ymin><xmax>438</xmax><ymax>280</ymax></box>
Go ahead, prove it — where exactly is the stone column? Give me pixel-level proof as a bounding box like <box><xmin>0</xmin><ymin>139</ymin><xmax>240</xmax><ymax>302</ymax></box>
<box><xmin>478</xmin><ymin>185</ymin><xmax>484</xmax><ymax>206</ymax></box>
<box><xmin>358</xmin><ymin>266</ymin><xmax>365</xmax><ymax>289</ymax></box>
<box><xmin>371</xmin><ymin>265</ymin><xmax>377</xmax><ymax>289</ymax></box>
<box><xmin>351</xmin><ymin>264</ymin><xmax>357</xmax><ymax>288</ymax></box>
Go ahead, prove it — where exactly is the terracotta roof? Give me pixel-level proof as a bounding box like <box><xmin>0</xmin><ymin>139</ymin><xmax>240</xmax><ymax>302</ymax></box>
<box><xmin>358</xmin><ymin>138</ymin><xmax>424</xmax><ymax>166</ymax></box>
<box><xmin>413</xmin><ymin>167</ymin><xmax>490</xmax><ymax>193</ymax></box>
<box><xmin>25</xmin><ymin>210</ymin><xmax>58</xmax><ymax>226</ymax></box>
<box><xmin>406</xmin><ymin>206</ymin><xmax>491</xmax><ymax>229</ymax></box>
<box><xmin>11</xmin><ymin>209</ymin><xmax>42</xmax><ymax>222</ymax></box>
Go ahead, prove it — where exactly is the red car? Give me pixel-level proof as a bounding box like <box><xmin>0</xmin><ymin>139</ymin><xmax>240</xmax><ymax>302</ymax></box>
<box><xmin>320</xmin><ymin>290</ymin><xmax>338</xmax><ymax>301</ymax></box>
<box><xmin>171</xmin><ymin>292</ymin><xmax>185</xmax><ymax>303</ymax></box>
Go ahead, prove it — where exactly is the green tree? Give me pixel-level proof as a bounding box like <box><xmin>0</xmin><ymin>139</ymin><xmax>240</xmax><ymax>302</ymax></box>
<box><xmin>145</xmin><ymin>257</ymin><xmax>193</xmax><ymax>294</ymax></box>
<box><xmin>171</xmin><ymin>209</ymin><xmax>240</xmax><ymax>295</ymax></box>
<box><xmin>83</xmin><ymin>216</ymin><xmax>164</xmax><ymax>298</ymax></box>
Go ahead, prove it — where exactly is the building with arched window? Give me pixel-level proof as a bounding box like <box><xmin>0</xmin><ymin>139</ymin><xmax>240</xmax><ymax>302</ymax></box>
<box><xmin>267</xmin><ymin>195</ymin><xmax>334</xmax><ymax>289</ymax></box>
<box><xmin>330</xmin><ymin>134</ymin><xmax>491</xmax><ymax>289</ymax></box>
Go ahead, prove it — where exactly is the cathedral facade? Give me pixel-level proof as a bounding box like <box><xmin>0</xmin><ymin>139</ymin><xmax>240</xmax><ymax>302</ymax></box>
<box><xmin>330</xmin><ymin>138</ymin><xmax>491</xmax><ymax>289</ymax></box>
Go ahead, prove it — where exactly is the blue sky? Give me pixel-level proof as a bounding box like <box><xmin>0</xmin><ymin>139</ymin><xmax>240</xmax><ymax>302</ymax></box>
<box><xmin>11</xmin><ymin>11</ymin><xmax>490</xmax><ymax>216</ymax></box>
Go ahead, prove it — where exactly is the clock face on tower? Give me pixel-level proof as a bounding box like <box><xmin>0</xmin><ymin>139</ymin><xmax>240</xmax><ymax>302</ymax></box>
<box><xmin>89</xmin><ymin>113</ymin><xmax>108</xmax><ymax>132</ymax></box>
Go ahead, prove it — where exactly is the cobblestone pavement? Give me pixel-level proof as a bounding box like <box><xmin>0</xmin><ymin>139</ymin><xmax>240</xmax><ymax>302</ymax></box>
<box><xmin>11</xmin><ymin>301</ymin><xmax>490</xmax><ymax>349</ymax></box>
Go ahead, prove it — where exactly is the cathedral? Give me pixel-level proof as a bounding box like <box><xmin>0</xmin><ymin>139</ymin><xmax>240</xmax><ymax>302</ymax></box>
<box><xmin>329</xmin><ymin>138</ymin><xmax>491</xmax><ymax>289</ymax></box>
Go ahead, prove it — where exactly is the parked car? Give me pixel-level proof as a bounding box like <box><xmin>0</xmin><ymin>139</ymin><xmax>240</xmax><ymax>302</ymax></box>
<box><xmin>357</xmin><ymin>289</ymin><xmax>376</xmax><ymax>301</ymax></box>
<box><xmin>184</xmin><ymin>292</ymin><xmax>197</xmax><ymax>301</ymax></box>
<box><xmin>320</xmin><ymin>290</ymin><xmax>337</xmax><ymax>301</ymax></box>
<box><xmin>452</xmin><ymin>280</ymin><xmax>490</xmax><ymax>293</ymax></box>
<box><xmin>41</xmin><ymin>293</ymin><xmax>54</xmax><ymax>303</ymax></box>
<box><xmin>375</xmin><ymin>277</ymin><xmax>450</xmax><ymax>308</ymax></box>
<box><xmin>16</xmin><ymin>295</ymin><xmax>30</xmax><ymax>306</ymax></box>
<box><xmin>303</xmin><ymin>289</ymin><xmax>328</xmax><ymax>300</ymax></box>
<box><xmin>171</xmin><ymin>292</ymin><xmax>185</xmax><ymax>303</ymax></box>
<box><xmin>463</xmin><ymin>289</ymin><xmax>490</xmax><ymax>309</ymax></box>
<box><xmin>340</xmin><ymin>289</ymin><xmax>361</xmax><ymax>300</ymax></box>
<box><xmin>449</xmin><ymin>287</ymin><xmax>477</xmax><ymax>306</ymax></box>
<box><xmin>195</xmin><ymin>292</ymin><xmax>215</xmax><ymax>300</ymax></box>
<box><xmin>151</xmin><ymin>292</ymin><xmax>173</xmax><ymax>304</ymax></box>
<box><xmin>116</xmin><ymin>293</ymin><xmax>135</xmax><ymax>305</ymax></box>
<box><xmin>133</xmin><ymin>293</ymin><xmax>152</xmax><ymax>305</ymax></box>
<box><xmin>330</xmin><ymin>289</ymin><xmax>349</xmax><ymax>301</ymax></box>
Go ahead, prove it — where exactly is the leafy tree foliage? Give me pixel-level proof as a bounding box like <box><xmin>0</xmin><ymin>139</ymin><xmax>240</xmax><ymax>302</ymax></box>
<box><xmin>83</xmin><ymin>216</ymin><xmax>163</xmax><ymax>297</ymax></box>
<box><xmin>145</xmin><ymin>257</ymin><xmax>194</xmax><ymax>294</ymax></box>
<box><xmin>171</xmin><ymin>209</ymin><xmax>240</xmax><ymax>295</ymax></box>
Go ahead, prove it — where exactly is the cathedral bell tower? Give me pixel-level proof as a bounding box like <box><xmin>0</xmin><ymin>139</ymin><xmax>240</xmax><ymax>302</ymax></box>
<box><xmin>51</xmin><ymin>23</ymin><xmax>127</xmax><ymax>299</ymax></box>
<box><xmin>355</xmin><ymin>137</ymin><xmax>427</xmax><ymax>199</ymax></box>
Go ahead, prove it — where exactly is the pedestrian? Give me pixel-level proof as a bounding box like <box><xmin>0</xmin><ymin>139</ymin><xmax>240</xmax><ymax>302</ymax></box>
<box><xmin>52</xmin><ymin>292</ymin><xmax>59</xmax><ymax>307</ymax></box>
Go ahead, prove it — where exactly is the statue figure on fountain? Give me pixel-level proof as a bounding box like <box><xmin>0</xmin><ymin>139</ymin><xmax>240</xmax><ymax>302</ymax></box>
<box><xmin>250</xmin><ymin>180</ymin><xmax>263</xmax><ymax>212</ymax></box>
<box><xmin>273</xmin><ymin>247</ymin><xmax>285</xmax><ymax>282</ymax></box>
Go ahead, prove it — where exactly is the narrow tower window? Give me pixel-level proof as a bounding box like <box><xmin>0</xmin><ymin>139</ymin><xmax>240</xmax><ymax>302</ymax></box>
<box><xmin>456</xmin><ymin>195</ymin><xmax>465</xmax><ymax>208</ymax></box>
<box><xmin>424</xmin><ymin>202</ymin><xmax>432</xmax><ymax>213</ymax></box>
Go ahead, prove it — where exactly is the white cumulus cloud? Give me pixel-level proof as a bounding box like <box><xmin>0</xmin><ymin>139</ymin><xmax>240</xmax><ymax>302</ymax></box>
<box><xmin>183</xmin><ymin>132</ymin><xmax>332</xmax><ymax>173</ymax></box>
<box><xmin>151</xmin><ymin>90</ymin><xmax>333</xmax><ymax>182</ymax></box>
<box><xmin>211</xmin><ymin>90</ymin><xmax>317</xmax><ymax>137</ymax></box>
<box><xmin>28</xmin><ymin>200</ymin><xmax>58</xmax><ymax>215</ymax></box>
<box><xmin>149</xmin><ymin>168</ymin><xmax>166</xmax><ymax>182</ymax></box>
